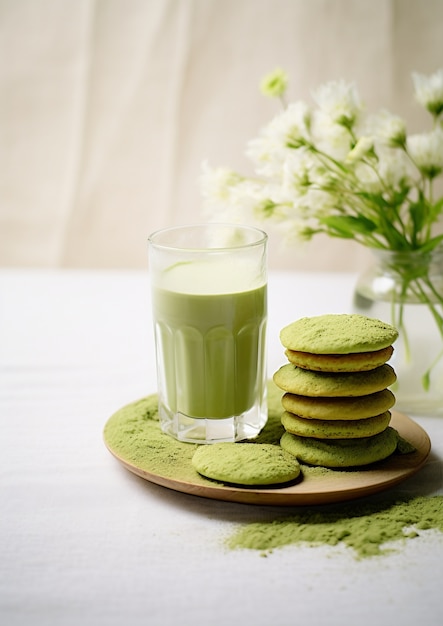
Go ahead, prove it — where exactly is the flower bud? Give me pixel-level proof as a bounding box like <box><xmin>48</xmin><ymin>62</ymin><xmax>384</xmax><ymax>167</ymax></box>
<box><xmin>260</xmin><ymin>67</ymin><xmax>288</xmax><ymax>99</ymax></box>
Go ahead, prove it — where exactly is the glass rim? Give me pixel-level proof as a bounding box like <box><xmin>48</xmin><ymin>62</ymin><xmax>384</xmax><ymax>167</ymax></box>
<box><xmin>148</xmin><ymin>222</ymin><xmax>268</xmax><ymax>252</ymax></box>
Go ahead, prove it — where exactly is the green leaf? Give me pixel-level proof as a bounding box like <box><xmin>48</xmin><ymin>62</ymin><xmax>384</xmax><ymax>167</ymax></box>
<box><xmin>356</xmin><ymin>192</ymin><xmax>389</xmax><ymax>211</ymax></box>
<box><xmin>379</xmin><ymin>223</ymin><xmax>409</xmax><ymax>249</ymax></box>
<box><xmin>409</xmin><ymin>202</ymin><xmax>428</xmax><ymax>234</ymax></box>
<box><xmin>390</xmin><ymin>187</ymin><xmax>410</xmax><ymax>207</ymax></box>
<box><xmin>320</xmin><ymin>215</ymin><xmax>377</xmax><ymax>238</ymax></box>
<box><xmin>419</xmin><ymin>234</ymin><xmax>443</xmax><ymax>253</ymax></box>
<box><xmin>430</xmin><ymin>197</ymin><xmax>443</xmax><ymax>222</ymax></box>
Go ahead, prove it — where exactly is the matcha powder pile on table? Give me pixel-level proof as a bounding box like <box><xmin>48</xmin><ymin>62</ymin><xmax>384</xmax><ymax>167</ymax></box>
<box><xmin>226</xmin><ymin>495</ymin><xmax>443</xmax><ymax>558</ymax></box>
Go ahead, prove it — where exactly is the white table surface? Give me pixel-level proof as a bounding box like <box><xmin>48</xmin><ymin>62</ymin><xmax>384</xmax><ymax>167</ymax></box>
<box><xmin>1</xmin><ymin>269</ymin><xmax>442</xmax><ymax>626</ymax></box>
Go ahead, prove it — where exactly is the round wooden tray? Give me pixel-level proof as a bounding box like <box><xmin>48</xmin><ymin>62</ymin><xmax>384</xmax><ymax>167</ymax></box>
<box><xmin>104</xmin><ymin>409</ymin><xmax>431</xmax><ymax>506</ymax></box>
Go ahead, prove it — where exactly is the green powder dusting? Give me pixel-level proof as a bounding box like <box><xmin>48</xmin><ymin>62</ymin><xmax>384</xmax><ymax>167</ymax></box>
<box><xmin>226</xmin><ymin>495</ymin><xmax>443</xmax><ymax>558</ymax></box>
<box><xmin>103</xmin><ymin>382</ymin><xmax>288</xmax><ymax>486</ymax></box>
<box><xmin>104</xmin><ymin>384</ymin><xmax>415</xmax><ymax>488</ymax></box>
<box><xmin>104</xmin><ymin>388</ymin><xmax>442</xmax><ymax>560</ymax></box>
<box><xmin>104</xmin><ymin>395</ymin><xmax>204</xmax><ymax>484</ymax></box>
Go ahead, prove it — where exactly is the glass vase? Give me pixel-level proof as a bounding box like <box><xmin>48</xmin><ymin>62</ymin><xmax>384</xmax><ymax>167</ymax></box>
<box><xmin>352</xmin><ymin>246</ymin><xmax>443</xmax><ymax>416</ymax></box>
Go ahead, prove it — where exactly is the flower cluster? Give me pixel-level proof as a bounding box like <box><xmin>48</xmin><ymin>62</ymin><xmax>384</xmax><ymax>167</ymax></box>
<box><xmin>201</xmin><ymin>69</ymin><xmax>443</xmax><ymax>255</ymax></box>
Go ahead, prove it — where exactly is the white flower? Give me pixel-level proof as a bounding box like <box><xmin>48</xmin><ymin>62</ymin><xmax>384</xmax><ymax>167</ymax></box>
<box><xmin>246</xmin><ymin>136</ymin><xmax>286</xmax><ymax>179</ymax></box>
<box><xmin>346</xmin><ymin>136</ymin><xmax>374</xmax><ymax>163</ymax></box>
<box><xmin>200</xmin><ymin>162</ymin><xmax>248</xmax><ymax>223</ymax></box>
<box><xmin>200</xmin><ymin>69</ymin><xmax>443</xmax><ymax>257</ymax></box>
<box><xmin>299</xmin><ymin>188</ymin><xmax>338</xmax><ymax>218</ymax></box>
<box><xmin>407</xmin><ymin>129</ymin><xmax>443</xmax><ymax>178</ymax></box>
<box><xmin>281</xmin><ymin>150</ymin><xmax>313</xmax><ymax>196</ymax></box>
<box><xmin>275</xmin><ymin>216</ymin><xmax>315</xmax><ymax>247</ymax></box>
<box><xmin>266</xmin><ymin>101</ymin><xmax>311</xmax><ymax>145</ymax></box>
<box><xmin>200</xmin><ymin>161</ymin><xmax>243</xmax><ymax>202</ymax></box>
<box><xmin>246</xmin><ymin>102</ymin><xmax>311</xmax><ymax>177</ymax></box>
<box><xmin>312</xmin><ymin>80</ymin><xmax>363</xmax><ymax>127</ymax></box>
<box><xmin>282</xmin><ymin>150</ymin><xmax>335</xmax><ymax>199</ymax></box>
<box><xmin>310</xmin><ymin>108</ymin><xmax>353</xmax><ymax>160</ymax></box>
<box><xmin>228</xmin><ymin>179</ymin><xmax>278</xmax><ymax>222</ymax></box>
<box><xmin>412</xmin><ymin>69</ymin><xmax>443</xmax><ymax>116</ymax></box>
<box><xmin>368</xmin><ymin>110</ymin><xmax>407</xmax><ymax>147</ymax></box>
<box><xmin>354</xmin><ymin>149</ymin><xmax>410</xmax><ymax>195</ymax></box>
<box><xmin>377</xmin><ymin>150</ymin><xmax>411</xmax><ymax>190</ymax></box>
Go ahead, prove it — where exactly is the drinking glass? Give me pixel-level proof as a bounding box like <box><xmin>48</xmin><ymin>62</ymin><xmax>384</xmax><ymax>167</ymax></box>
<box><xmin>148</xmin><ymin>223</ymin><xmax>268</xmax><ymax>443</ymax></box>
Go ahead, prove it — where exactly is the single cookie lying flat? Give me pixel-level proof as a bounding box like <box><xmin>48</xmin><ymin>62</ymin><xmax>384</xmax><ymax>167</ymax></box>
<box><xmin>191</xmin><ymin>442</ymin><xmax>300</xmax><ymax>486</ymax></box>
<box><xmin>285</xmin><ymin>346</ymin><xmax>394</xmax><ymax>373</ymax></box>
<box><xmin>273</xmin><ymin>363</ymin><xmax>396</xmax><ymax>397</ymax></box>
<box><xmin>281</xmin><ymin>410</ymin><xmax>391</xmax><ymax>439</ymax></box>
<box><xmin>280</xmin><ymin>314</ymin><xmax>398</xmax><ymax>354</ymax></box>
<box><xmin>281</xmin><ymin>389</ymin><xmax>395</xmax><ymax>420</ymax></box>
<box><xmin>280</xmin><ymin>427</ymin><xmax>399</xmax><ymax>468</ymax></box>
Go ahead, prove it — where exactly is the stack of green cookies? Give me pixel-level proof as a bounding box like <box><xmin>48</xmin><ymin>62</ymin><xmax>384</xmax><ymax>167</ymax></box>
<box><xmin>273</xmin><ymin>314</ymin><xmax>400</xmax><ymax>468</ymax></box>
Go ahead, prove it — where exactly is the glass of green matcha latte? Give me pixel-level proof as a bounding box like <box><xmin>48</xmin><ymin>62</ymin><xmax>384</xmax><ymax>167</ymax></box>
<box><xmin>148</xmin><ymin>223</ymin><xmax>268</xmax><ymax>444</ymax></box>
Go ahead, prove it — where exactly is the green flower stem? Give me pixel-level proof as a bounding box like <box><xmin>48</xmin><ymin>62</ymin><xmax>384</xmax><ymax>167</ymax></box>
<box><xmin>423</xmin><ymin>346</ymin><xmax>443</xmax><ymax>390</ymax></box>
<box><xmin>390</xmin><ymin>298</ymin><xmax>411</xmax><ymax>363</ymax></box>
<box><xmin>387</xmin><ymin>263</ymin><xmax>443</xmax><ymax>389</ymax></box>
<box><xmin>304</xmin><ymin>145</ymin><xmax>424</xmax><ymax>251</ymax></box>
<box><xmin>305</xmin><ymin>143</ymin><xmax>349</xmax><ymax>174</ymax></box>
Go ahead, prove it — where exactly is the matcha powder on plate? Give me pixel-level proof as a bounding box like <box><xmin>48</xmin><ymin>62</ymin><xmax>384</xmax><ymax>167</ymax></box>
<box><xmin>104</xmin><ymin>392</ymin><xmax>442</xmax><ymax>560</ymax></box>
<box><xmin>226</xmin><ymin>495</ymin><xmax>443</xmax><ymax>558</ymax></box>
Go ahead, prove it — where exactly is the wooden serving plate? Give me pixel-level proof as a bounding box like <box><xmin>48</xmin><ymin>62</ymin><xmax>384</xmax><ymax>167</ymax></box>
<box><xmin>104</xmin><ymin>408</ymin><xmax>431</xmax><ymax>506</ymax></box>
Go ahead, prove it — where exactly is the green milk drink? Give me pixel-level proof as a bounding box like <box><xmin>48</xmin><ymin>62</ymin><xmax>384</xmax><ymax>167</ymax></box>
<box><xmin>151</xmin><ymin>255</ymin><xmax>267</xmax><ymax>442</ymax></box>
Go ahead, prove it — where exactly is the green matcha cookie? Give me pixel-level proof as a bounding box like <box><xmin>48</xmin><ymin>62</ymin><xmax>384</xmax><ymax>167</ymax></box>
<box><xmin>281</xmin><ymin>389</ymin><xmax>395</xmax><ymax>420</ymax></box>
<box><xmin>191</xmin><ymin>442</ymin><xmax>301</xmax><ymax>486</ymax></box>
<box><xmin>281</xmin><ymin>410</ymin><xmax>391</xmax><ymax>439</ymax></box>
<box><xmin>280</xmin><ymin>427</ymin><xmax>399</xmax><ymax>468</ymax></box>
<box><xmin>284</xmin><ymin>346</ymin><xmax>394</xmax><ymax>373</ymax></box>
<box><xmin>280</xmin><ymin>314</ymin><xmax>398</xmax><ymax>355</ymax></box>
<box><xmin>273</xmin><ymin>363</ymin><xmax>396</xmax><ymax>397</ymax></box>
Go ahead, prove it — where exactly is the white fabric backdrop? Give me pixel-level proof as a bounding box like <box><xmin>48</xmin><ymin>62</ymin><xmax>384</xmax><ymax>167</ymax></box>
<box><xmin>1</xmin><ymin>0</ymin><xmax>443</xmax><ymax>271</ymax></box>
